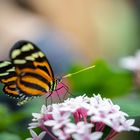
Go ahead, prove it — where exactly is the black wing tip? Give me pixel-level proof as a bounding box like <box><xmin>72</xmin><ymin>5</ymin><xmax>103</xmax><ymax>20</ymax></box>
<box><xmin>11</xmin><ymin>40</ymin><xmax>35</xmax><ymax>50</ymax></box>
<box><xmin>9</xmin><ymin>40</ymin><xmax>39</xmax><ymax>59</ymax></box>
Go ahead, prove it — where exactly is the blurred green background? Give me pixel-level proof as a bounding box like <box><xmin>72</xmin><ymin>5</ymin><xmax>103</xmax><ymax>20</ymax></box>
<box><xmin>0</xmin><ymin>0</ymin><xmax>140</xmax><ymax>140</ymax></box>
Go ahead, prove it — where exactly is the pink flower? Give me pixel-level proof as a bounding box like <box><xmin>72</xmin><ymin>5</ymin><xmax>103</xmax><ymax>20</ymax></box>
<box><xmin>72</xmin><ymin>131</ymin><xmax>103</xmax><ymax>140</ymax></box>
<box><xmin>64</xmin><ymin>121</ymin><xmax>93</xmax><ymax>135</ymax></box>
<box><xmin>27</xmin><ymin>94</ymin><xmax>139</xmax><ymax>140</ymax></box>
<box><xmin>28</xmin><ymin>105</ymin><xmax>53</xmax><ymax>129</ymax></box>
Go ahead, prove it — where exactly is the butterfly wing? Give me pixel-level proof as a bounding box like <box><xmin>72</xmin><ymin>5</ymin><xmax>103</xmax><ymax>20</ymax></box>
<box><xmin>0</xmin><ymin>61</ymin><xmax>19</xmax><ymax>98</ymax></box>
<box><xmin>10</xmin><ymin>40</ymin><xmax>54</xmax><ymax>98</ymax></box>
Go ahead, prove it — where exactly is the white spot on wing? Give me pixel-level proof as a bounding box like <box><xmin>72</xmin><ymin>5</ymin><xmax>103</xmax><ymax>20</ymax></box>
<box><xmin>32</xmin><ymin>52</ymin><xmax>38</xmax><ymax>58</ymax></box>
<box><xmin>14</xmin><ymin>59</ymin><xmax>26</xmax><ymax>64</ymax></box>
<box><xmin>7</xmin><ymin>67</ymin><xmax>15</xmax><ymax>72</ymax></box>
<box><xmin>0</xmin><ymin>72</ymin><xmax>9</xmax><ymax>76</ymax></box>
<box><xmin>31</xmin><ymin>51</ymin><xmax>44</xmax><ymax>59</ymax></box>
<box><xmin>38</xmin><ymin>52</ymin><xmax>44</xmax><ymax>57</ymax></box>
<box><xmin>0</xmin><ymin>61</ymin><xmax>11</xmax><ymax>67</ymax></box>
<box><xmin>21</xmin><ymin>44</ymin><xmax>34</xmax><ymax>52</ymax></box>
<box><xmin>25</xmin><ymin>56</ymin><xmax>35</xmax><ymax>61</ymax></box>
<box><xmin>11</xmin><ymin>49</ymin><xmax>21</xmax><ymax>59</ymax></box>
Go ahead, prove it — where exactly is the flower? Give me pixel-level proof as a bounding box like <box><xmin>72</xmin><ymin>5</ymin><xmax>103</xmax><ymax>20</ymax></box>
<box><xmin>28</xmin><ymin>105</ymin><xmax>52</xmax><ymax>129</ymax></box>
<box><xmin>44</xmin><ymin>109</ymin><xmax>70</xmax><ymax>130</ymax></box>
<box><xmin>72</xmin><ymin>131</ymin><xmax>103</xmax><ymax>140</ymax></box>
<box><xmin>26</xmin><ymin>129</ymin><xmax>46</xmax><ymax>140</ymax></box>
<box><xmin>28</xmin><ymin>94</ymin><xmax>139</xmax><ymax>140</ymax></box>
<box><xmin>44</xmin><ymin>110</ymin><xmax>71</xmax><ymax>139</ymax></box>
<box><xmin>120</xmin><ymin>50</ymin><xmax>140</xmax><ymax>71</ymax></box>
<box><xmin>120</xmin><ymin>50</ymin><xmax>140</xmax><ymax>88</ymax></box>
<box><xmin>65</xmin><ymin>121</ymin><xmax>93</xmax><ymax>135</ymax></box>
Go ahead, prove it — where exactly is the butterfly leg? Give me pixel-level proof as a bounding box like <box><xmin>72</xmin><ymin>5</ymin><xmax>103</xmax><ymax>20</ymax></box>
<box><xmin>55</xmin><ymin>82</ymin><xmax>74</xmax><ymax>101</ymax></box>
<box><xmin>55</xmin><ymin>85</ymin><xmax>67</xmax><ymax>101</ymax></box>
<box><xmin>61</xmin><ymin>82</ymin><xmax>75</xmax><ymax>98</ymax></box>
<box><xmin>61</xmin><ymin>82</ymin><xmax>69</xmax><ymax>91</ymax></box>
<box><xmin>55</xmin><ymin>90</ymin><xmax>62</xmax><ymax>103</ymax></box>
<box><xmin>50</xmin><ymin>92</ymin><xmax>53</xmax><ymax>105</ymax></box>
<box><xmin>45</xmin><ymin>92</ymin><xmax>53</xmax><ymax>106</ymax></box>
<box><xmin>45</xmin><ymin>97</ymin><xmax>48</xmax><ymax>106</ymax></box>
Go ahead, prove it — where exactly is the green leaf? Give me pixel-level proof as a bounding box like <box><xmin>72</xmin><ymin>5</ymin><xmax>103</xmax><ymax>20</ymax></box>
<box><xmin>0</xmin><ymin>104</ymin><xmax>26</xmax><ymax>131</ymax></box>
<box><xmin>113</xmin><ymin>95</ymin><xmax>140</xmax><ymax>117</ymax></box>
<box><xmin>68</xmin><ymin>60</ymin><xmax>133</xmax><ymax>98</ymax></box>
<box><xmin>0</xmin><ymin>132</ymin><xmax>20</xmax><ymax>140</ymax></box>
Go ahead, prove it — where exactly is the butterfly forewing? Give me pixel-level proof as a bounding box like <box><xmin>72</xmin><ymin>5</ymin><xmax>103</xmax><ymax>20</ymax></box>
<box><xmin>10</xmin><ymin>41</ymin><xmax>54</xmax><ymax>96</ymax></box>
<box><xmin>0</xmin><ymin>61</ymin><xmax>19</xmax><ymax>98</ymax></box>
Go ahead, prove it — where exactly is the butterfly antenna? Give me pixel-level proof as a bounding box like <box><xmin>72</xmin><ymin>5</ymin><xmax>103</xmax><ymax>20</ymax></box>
<box><xmin>62</xmin><ymin>65</ymin><xmax>95</xmax><ymax>78</ymax></box>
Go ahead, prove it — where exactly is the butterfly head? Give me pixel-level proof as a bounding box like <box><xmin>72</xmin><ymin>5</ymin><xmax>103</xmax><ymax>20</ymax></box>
<box><xmin>49</xmin><ymin>77</ymin><xmax>62</xmax><ymax>92</ymax></box>
<box><xmin>55</xmin><ymin>76</ymin><xmax>62</xmax><ymax>85</ymax></box>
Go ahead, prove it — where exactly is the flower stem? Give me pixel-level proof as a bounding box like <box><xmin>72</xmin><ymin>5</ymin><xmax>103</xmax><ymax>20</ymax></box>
<box><xmin>105</xmin><ymin>129</ymin><xmax>118</xmax><ymax>140</ymax></box>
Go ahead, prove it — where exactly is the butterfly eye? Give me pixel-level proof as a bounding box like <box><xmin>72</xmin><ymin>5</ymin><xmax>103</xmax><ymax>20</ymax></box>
<box><xmin>57</xmin><ymin>77</ymin><xmax>62</xmax><ymax>84</ymax></box>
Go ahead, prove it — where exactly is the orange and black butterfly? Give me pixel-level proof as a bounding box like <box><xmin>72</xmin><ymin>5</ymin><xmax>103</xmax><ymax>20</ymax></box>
<box><xmin>0</xmin><ymin>40</ymin><xmax>64</xmax><ymax>105</ymax></box>
<box><xmin>0</xmin><ymin>40</ymin><xmax>95</xmax><ymax>106</ymax></box>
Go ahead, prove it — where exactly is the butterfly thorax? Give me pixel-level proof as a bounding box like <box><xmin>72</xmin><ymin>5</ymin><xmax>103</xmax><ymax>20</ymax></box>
<box><xmin>50</xmin><ymin>78</ymin><xmax>60</xmax><ymax>92</ymax></box>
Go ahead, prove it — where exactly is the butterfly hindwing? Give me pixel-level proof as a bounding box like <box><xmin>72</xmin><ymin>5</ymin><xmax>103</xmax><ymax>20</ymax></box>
<box><xmin>0</xmin><ymin>61</ymin><xmax>15</xmax><ymax>82</ymax></box>
<box><xmin>10</xmin><ymin>40</ymin><xmax>54</xmax><ymax>97</ymax></box>
<box><xmin>0</xmin><ymin>61</ymin><xmax>19</xmax><ymax>98</ymax></box>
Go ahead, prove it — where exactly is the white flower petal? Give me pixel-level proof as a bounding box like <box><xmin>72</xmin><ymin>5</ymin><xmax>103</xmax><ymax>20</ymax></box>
<box><xmin>125</xmin><ymin>119</ymin><xmax>135</xmax><ymax>126</ymax></box>
<box><xmin>26</xmin><ymin>138</ymin><xmax>33</xmax><ymax>140</ymax></box>
<box><xmin>90</xmin><ymin>132</ymin><xmax>103</xmax><ymax>140</ymax></box>
<box><xmin>32</xmin><ymin>113</ymin><xmax>41</xmax><ymax>119</ymax></box>
<box><xmin>44</xmin><ymin>120</ymin><xmax>57</xmax><ymax>126</ymax></box>
<box><xmin>41</xmin><ymin>105</ymin><xmax>47</xmax><ymax>113</ymax></box>
<box><xmin>28</xmin><ymin>122</ymin><xmax>39</xmax><ymax>129</ymax></box>
<box><xmin>29</xmin><ymin>129</ymin><xmax>37</xmax><ymax>138</ymax></box>
<box><xmin>38</xmin><ymin>131</ymin><xmax>46</xmax><ymax>139</ymax></box>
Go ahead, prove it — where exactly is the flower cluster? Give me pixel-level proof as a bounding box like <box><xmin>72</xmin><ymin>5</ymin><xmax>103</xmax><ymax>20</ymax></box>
<box><xmin>120</xmin><ymin>50</ymin><xmax>140</xmax><ymax>71</ymax></box>
<box><xmin>27</xmin><ymin>94</ymin><xmax>139</xmax><ymax>140</ymax></box>
<box><xmin>120</xmin><ymin>50</ymin><xmax>140</xmax><ymax>88</ymax></box>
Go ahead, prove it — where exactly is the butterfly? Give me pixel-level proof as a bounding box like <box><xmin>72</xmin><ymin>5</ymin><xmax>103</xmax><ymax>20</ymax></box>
<box><xmin>0</xmin><ymin>40</ymin><xmax>95</xmax><ymax>106</ymax></box>
<box><xmin>0</xmin><ymin>40</ymin><xmax>65</xmax><ymax>105</ymax></box>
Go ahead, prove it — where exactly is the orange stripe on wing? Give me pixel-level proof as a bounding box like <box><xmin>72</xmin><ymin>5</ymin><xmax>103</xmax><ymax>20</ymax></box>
<box><xmin>9</xmin><ymin>84</ymin><xmax>16</xmax><ymax>88</ymax></box>
<box><xmin>16</xmin><ymin>68</ymin><xmax>53</xmax><ymax>83</ymax></box>
<box><xmin>17</xmin><ymin>79</ymin><xmax>46</xmax><ymax>96</ymax></box>
<box><xmin>33</xmin><ymin>61</ymin><xmax>53</xmax><ymax>78</ymax></box>
<box><xmin>4</xmin><ymin>86</ymin><xmax>19</xmax><ymax>95</ymax></box>
<box><xmin>21</xmin><ymin>76</ymin><xmax>49</xmax><ymax>91</ymax></box>
<box><xmin>1</xmin><ymin>76</ymin><xmax>17</xmax><ymax>83</ymax></box>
